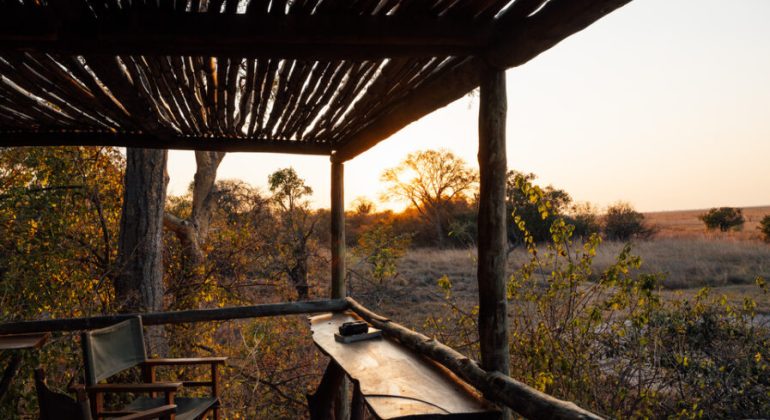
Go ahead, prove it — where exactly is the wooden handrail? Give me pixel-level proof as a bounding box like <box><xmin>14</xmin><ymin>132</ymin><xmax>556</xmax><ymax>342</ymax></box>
<box><xmin>0</xmin><ymin>299</ymin><xmax>348</xmax><ymax>335</ymax></box>
<box><xmin>345</xmin><ymin>297</ymin><xmax>603</xmax><ymax>420</ymax></box>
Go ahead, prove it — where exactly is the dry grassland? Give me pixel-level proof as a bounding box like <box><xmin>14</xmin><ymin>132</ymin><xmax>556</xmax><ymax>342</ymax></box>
<box><xmin>369</xmin><ymin>208</ymin><xmax>770</xmax><ymax>324</ymax></box>
<box><xmin>645</xmin><ymin>205</ymin><xmax>770</xmax><ymax>240</ymax></box>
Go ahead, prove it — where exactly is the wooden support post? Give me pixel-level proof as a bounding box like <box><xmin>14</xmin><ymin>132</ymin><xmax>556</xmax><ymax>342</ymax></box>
<box><xmin>330</xmin><ymin>158</ymin><xmax>351</xmax><ymax>419</ymax></box>
<box><xmin>350</xmin><ymin>381</ymin><xmax>365</xmax><ymax>420</ymax></box>
<box><xmin>477</xmin><ymin>65</ymin><xmax>511</xmax><ymax>380</ymax></box>
<box><xmin>331</xmin><ymin>160</ymin><xmax>346</xmax><ymax>299</ymax></box>
<box><xmin>0</xmin><ymin>353</ymin><xmax>21</xmax><ymax>401</ymax></box>
<box><xmin>307</xmin><ymin>361</ymin><xmax>346</xmax><ymax>420</ymax></box>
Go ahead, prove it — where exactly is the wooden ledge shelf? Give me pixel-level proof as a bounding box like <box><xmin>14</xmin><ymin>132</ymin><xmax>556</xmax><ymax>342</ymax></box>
<box><xmin>310</xmin><ymin>312</ymin><xmax>499</xmax><ymax>419</ymax></box>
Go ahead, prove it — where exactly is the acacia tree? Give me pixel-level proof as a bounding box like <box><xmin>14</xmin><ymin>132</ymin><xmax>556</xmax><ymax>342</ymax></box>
<box><xmin>266</xmin><ymin>168</ymin><xmax>318</xmax><ymax>300</ymax></box>
<box><xmin>381</xmin><ymin>149</ymin><xmax>477</xmax><ymax>247</ymax></box>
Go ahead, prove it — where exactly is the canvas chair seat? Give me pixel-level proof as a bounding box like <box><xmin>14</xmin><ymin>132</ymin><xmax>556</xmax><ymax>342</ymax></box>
<box><xmin>81</xmin><ymin>317</ymin><xmax>225</xmax><ymax>420</ymax></box>
<box><xmin>125</xmin><ymin>396</ymin><xmax>217</xmax><ymax>420</ymax></box>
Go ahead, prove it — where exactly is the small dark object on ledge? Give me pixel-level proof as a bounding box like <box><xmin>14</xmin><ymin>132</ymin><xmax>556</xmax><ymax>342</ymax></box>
<box><xmin>339</xmin><ymin>321</ymin><xmax>368</xmax><ymax>336</ymax></box>
<box><xmin>334</xmin><ymin>329</ymin><xmax>382</xmax><ymax>344</ymax></box>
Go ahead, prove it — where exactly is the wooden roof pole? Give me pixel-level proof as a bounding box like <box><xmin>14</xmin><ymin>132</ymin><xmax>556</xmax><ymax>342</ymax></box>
<box><xmin>477</xmin><ymin>63</ymin><xmax>511</xmax><ymax>418</ymax></box>
<box><xmin>330</xmin><ymin>159</ymin><xmax>345</xmax><ymax>299</ymax></box>
<box><xmin>0</xmin><ymin>132</ymin><xmax>332</xmax><ymax>155</ymax></box>
<box><xmin>328</xmin><ymin>158</ymin><xmax>351</xmax><ymax>419</ymax></box>
<box><xmin>0</xmin><ymin>12</ymin><xmax>485</xmax><ymax>60</ymax></box>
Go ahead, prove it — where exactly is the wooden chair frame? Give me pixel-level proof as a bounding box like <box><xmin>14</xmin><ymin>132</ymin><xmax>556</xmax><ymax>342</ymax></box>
<box><xmin>80</xmin><ymin>317</ymin><xmax>226</xmax><ymax>420</ymax></box>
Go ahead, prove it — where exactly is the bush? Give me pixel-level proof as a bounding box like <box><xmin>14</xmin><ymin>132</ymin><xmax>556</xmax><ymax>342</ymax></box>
<box><xmin>566</xmin><ymin>202</ymin><xmax>601</xmax><ymax>239</ymax></box>
<box><xmin>759</xmin><ymin>215</ymin><xmax>770</xmax><ymax>242</ymax></box>
<box><xmin>699</xmin><ymin>207</ymin><xmax>745</xmax><ymax>232</ymax></box>
<box><xmin>603</xmin><ymin>202</ymin><xmax>653</xmax><ymax>241</ymax></box>
<box><xmin>426</xmin><ymin>177</ymin><xmax>770</xmax><ymax>418</ymax></box>
<box><xmin>506</xmin><ymin>171</ymin><xmax>573</xmax><ymax>244</ymax></box>
<box><xmin>353</xmin><ymin>223</ymin><xmax>411</xmax><ymax>285</ymax></box>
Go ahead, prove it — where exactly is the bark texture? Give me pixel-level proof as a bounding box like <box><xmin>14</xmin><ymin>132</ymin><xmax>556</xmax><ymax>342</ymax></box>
<box><xmin>115</xmin><ymin>148</ymin><xmax>168</xmax><ymax>355</ymax></box>
<box><xmin>115</xmin><ymin>148</ymin><xmax>169</xmax><ymax>313</ymax></box>
<box><xmin>477</xmin><ymin>66</ymin><xmax>510</xmax><ymax>377</ymax></box>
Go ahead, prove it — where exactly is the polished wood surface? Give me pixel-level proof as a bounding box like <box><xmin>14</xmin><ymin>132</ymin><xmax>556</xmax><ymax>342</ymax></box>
<box><xmin>310</xmin><ymin>312</ymin><xmax>498</xmax><ymax>419</ymax></box>
<box><xmin>0</xmin><ymin>332</ymin><xmax>49</xmax><ymax>350</ymax></box>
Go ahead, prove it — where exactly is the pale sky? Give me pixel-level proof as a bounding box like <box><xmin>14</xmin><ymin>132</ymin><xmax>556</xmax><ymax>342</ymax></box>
<box><xmin>166</xmin><ymin>0</ymin><xmax>770</xmax><ymax>212</ymax></box>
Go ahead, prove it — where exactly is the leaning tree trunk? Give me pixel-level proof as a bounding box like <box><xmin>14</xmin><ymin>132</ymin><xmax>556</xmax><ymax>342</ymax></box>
<box><xmin>163</xmin><ymin>151</ymin><xmax>225</xmax><ymax>309</ymax></box>
<box><xmin>114</xmin><ymin>148</ymin><xmax>169</xmax><ymax>354</ymax></box>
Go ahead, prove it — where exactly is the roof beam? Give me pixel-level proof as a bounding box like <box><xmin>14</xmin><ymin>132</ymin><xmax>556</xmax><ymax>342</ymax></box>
<box><xmin>0</xmin><ymin>132</ymin><xmax>332</xmax><ymax>155</ymax></box>
<box><xmin>0</xmin><ymin>9</ymin><xmax>487</xmax><ymax>60</ymax></box>
<box><xmin>333</xmin><ymin>0</ymin><xmax>632</xmax><ymax>161</ymax></box>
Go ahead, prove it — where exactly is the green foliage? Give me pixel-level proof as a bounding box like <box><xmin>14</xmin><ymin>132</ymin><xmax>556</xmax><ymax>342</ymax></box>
<box><xmin>699</xmin><ymin>207</ymin><xmax>745</xmax><ymax>232</ymax></box>
<box><xmin>427</xmin><ymin>175</ymin><xmax>769</xmax><ymax>418</ymax></box>
<box><xmin>268</xmin><ymin>167</ymin><xmax>312</xmax><ymax>212</ymax></box>
<box><xmin>353</xmin><ymin>223</ymin><xmax>411</xmax><ymax>285</ymax></box>
<box><xmin>0</xmin><ymin>147</ymin><xmax>124</xmax><ymax>417</ymax></box>
<box><xmin>506</xmin><ymin>170</ymin><xmax>574</xmax><ymax>244</ymax></box>
<box><xmin>603</xmin><ymin>201</ymin><xmax>653</xmax><ymax>241</ymax></box>
<box><xmin>760</xmin><ymin>214</ymin><xmax>770</xmax><ymax>242</ymax></box>
<box><xmin>265</xmin><ymin>168</ymin><xmax>319</xmax><ymax>300</ymax></box>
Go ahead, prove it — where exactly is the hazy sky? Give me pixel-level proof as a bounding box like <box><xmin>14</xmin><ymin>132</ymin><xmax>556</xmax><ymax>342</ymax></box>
<box><xmin>166</xmin><ymin>0</ymin><xmax>770</xmax><ymax>212</ymax></box>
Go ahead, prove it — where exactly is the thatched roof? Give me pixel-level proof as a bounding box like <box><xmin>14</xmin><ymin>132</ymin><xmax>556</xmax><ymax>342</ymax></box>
<box><xmin>0</xmin><ymin>0</ymin><xmax>629</xmax><ymax>161</ymax></box>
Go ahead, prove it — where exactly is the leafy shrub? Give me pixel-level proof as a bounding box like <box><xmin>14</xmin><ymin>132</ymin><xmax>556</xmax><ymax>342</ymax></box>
<box><xmin>699</xmin><ymin>207</ymin><xmax>745</xmax><ymax>232</ymax></box>
<box><xmin>353</xmin><ymin>223</ymin><xmax>411</xmax><ymax>285</ymax></box>
<box><xmin>506</xmin><ymin>171</ymin><xmax>573</xmax><ymax>244</ymax></box>
<box><xmin>758</xmin><ymin>214</ymin><xmax>770</xmax><ymax>241</ymax></box>
<box><xmin>603</xmin><ymin>202</ymin><xmax>653</xmax><ymax>241</ymax></box>
<box><xmin>426</xmin><ymin>176</ymin><xmax>770</xmax><ymax>418</ymax></box>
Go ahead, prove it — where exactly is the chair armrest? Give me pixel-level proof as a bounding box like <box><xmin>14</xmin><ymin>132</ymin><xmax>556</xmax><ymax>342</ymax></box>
<box><xmin>143</xmin><ymin>357</ymin><xmax>227</xmax><ymax>366</ymax></box>
<box><xmin>87</xmin><ymin>382</ymin><xmax>183</xmax><ymax>393</ymax></box>
<box><xmin>68</xmin><ymin>383</ymin><xmax>89</xmax><ymax>402</ymax></box>
<box><xmin>115</xmin><ymin>404</ymin><xmax>177</xmax><ymax>420</ymax></box>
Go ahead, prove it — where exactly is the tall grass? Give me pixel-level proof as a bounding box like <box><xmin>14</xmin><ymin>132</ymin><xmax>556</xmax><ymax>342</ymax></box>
<box><xmin>397</xmin><ymin>238</ymin><xmax>770</xmax><ymax>292</ymax></box>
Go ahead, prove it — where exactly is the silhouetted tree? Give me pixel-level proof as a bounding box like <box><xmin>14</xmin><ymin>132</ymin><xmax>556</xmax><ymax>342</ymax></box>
<box><xmin>699</xmin><ymin>207</ymin><xmax>745</xmax><ymax>232</ymax></box>
<box><xmin>267</xmin><ymin>168</ymin><xmax>318</xmax><ymax>300</ymax></box>
<box><xmin>603</xmin><ymin>202</ymin><xmax>653</xmax><ymax>241</ymax></box>
<box><xmin>381</xmin><ymin>149</ymin><xmax>477</xmax><ymax>247</ymax></box>
<box><xmin>760</xmin><ymin>215</ymin><xmax>770</xmax><ymax>242</ymax></box>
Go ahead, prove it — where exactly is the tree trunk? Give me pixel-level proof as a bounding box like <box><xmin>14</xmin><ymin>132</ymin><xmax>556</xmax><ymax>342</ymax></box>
<box><xmin>115</xmin><ymin>148</ymin><xmax>169</xmax><ymax>355</ymax></box>
<box><xmin>433</xmin><ymin>212</ymin><xmax>445</xmax><ymax>248</ymax></box>
<box><xmin>163</xmin><ymin>151</ymin><xmax>225</xmax><ymax>308</ymax></box>
<box><xmin>289</xmin><ymin>252</ymin><xmax>309</xmax><ymax>300</ymax></box>
<box><xmin>115</xmin><ymin>148</ymin><xmax>169</xmax><ymax>313</ymax></box>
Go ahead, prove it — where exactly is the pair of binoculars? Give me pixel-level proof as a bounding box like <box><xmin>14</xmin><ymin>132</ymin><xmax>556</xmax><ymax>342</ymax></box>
<box><xmin>338</xmin><ymin>321</ymin><xmax>369</xmax><ymax>336</ymax></box>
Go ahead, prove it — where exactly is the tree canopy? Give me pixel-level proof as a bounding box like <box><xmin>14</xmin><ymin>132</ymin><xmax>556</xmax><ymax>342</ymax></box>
<box><xmin>381</xmin><ymin>149</ymin><xmax>477</xmax><ymax>246</ymax></box>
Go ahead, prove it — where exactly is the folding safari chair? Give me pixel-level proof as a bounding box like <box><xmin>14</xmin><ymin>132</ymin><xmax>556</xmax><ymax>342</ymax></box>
<box><xmin>35</xmin><ymin>368</ymin><xmax>177</xmax><ymax>420</ymax></box>
<box><xmin>80</xmin><ymin>317</ymin><xmax>226</xmax><ymax>420</ymax></box>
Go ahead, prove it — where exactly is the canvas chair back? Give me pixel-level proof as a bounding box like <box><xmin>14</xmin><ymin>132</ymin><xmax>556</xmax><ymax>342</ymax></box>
<box><xmin>81</xmin><ymin>317</ymin><xmax>147</xmax><ymax>386</ymax></box>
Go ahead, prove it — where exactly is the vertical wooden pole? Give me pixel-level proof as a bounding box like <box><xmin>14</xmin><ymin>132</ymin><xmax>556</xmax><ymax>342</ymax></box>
<box><xmin>331</xmin><ymin>159</ymin><xmax>346</xmax><ymax>299</ymax></box>
<box><xmin>477</xmin><ymin>65</ymin><xmax>511</xmax><ymax>380</ymax></box>
<box><xmin>330</xmin><ymin>157</ymin><xmax>350</xmax><ymax>419</ymax></box>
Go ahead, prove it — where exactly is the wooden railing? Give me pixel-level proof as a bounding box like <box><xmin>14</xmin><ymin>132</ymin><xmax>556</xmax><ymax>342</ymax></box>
<box><xmin>0</xmin><ymin>299</ymin><xmax>347</xmax><ymax>334</ymax></box>
<box><xmin>0</xmin><ymin>298</ymin><xmax>602</xmax><ymax>419</ymax></box>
